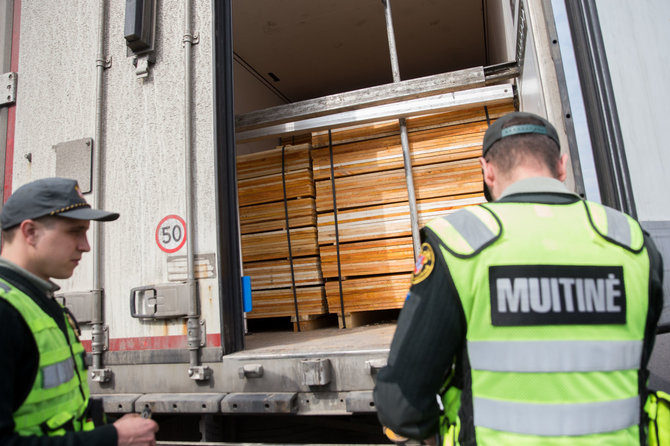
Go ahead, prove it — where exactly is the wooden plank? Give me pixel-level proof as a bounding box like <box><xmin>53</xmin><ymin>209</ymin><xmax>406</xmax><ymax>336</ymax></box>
<box><xmin>315</xmin><ymin>158</ymin><xmax>483</xmax><ymax>212</ymax></box>
<box><xmin>316</xmin><ymin>168</ymin><xmax>409</xmax><ymax>212</ymax></box>
<box><xmin>413</xmin><ymin>158</ymin><xmax>484</xmax><ymax>201</ymax></box>
<box><xmin>238</xmin><ymin>168</ymin><xmax>314</xmax><ymax>207</ymax></box>
<box><xmin>240</xmin><ymin>197</ymin><xmax>316</xmax><ymax>235</ymax></box>
<box><xmin>237</xmin><ymin>143</ymin><xmax>311</xmax><ymax>180</ymax></box>
<box><xmin>291</xmin><ymin>314</ymin><xmax>336</xmax><ymax>332</ymax></box>
<box><xmin>416</xmin><ymin>194</ymin><xmax>486</xmax><ymax>226</ymax></box>
<box><xmin>319</xmin><ymin>237</ymin><xmax>414</xmax><ymax>278</ymax></box>
<box><xmin>317</xmin><ymin>193</ymin><xmax>485</xmax><ymax>245</ymax></box>
<box><xmin>246</xmin><ymin>286</ymin><xmax>327</xmax><ymax>319</ymax></box>
<box><xmin>325</xmin><ymin>274</ymin><xmax>411</xmax><ymax>315</ymax></box>
<box><xmin>311</xmin><ymin>120</ymin><xmax>487</xmax><ymax>180</ymax></box>
<box><xmin>311</xmin><ymin>102</ymin><xmax>515</xmax><ymax>148</ymax></box>
<box><xmin>241</xmin><ymin>226</ymin><xmax>318</xmax><ymax>262</ymax></box>
<box><xmin>244</xmin><ymin>257</ymin><xmax>323</xmax><ymax>290</ymax></box>
<box><xmin>236</xmin><ymin>67</ymin><xmax>486</xmax><ymax>131</ymax></box>
<box><xmin>280</xmin><ymin>134</ymin><xmax>312</xmax><ymax>146</ymax></box>
<box><xmin>318</xmin><ymin>202</ymin><xmax>411</xmax><ymax>245</ymax></box>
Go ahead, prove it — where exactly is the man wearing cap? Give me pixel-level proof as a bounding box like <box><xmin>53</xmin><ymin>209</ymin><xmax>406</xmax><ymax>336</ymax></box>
<box><xmin>0</xmin><ymin>178</ymin><xmax>159</xmax><ymax>445</ymax></box>
<box><xmin>373</xmin><ymin>112</ymin><xmax>664</xmax><ymax>444</ymax></box>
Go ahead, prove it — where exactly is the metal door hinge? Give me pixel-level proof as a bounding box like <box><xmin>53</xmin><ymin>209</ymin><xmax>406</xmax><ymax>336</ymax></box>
<box><xmin>55</xmin><ymin>289</ymin><xmax>100</xmax><ymax>324</ymax></box>
<box><xmin>188</xmin><ymin>365</ymin><xmax>212</xmax><ymax>381</ymax></box>
<box><xmin>90</xmin><ymin>368</ymin><xmax>113</xmax><ymax>383</ymax></box>
<box><xmin>183</xmin><ymin>31</ymin><xmax>200</xmax><ymax>46</ymax></box>
<box><xmin>1</xmin><ymin>72</ymin><xmax>17</xmax><ymax>106</ymax></box>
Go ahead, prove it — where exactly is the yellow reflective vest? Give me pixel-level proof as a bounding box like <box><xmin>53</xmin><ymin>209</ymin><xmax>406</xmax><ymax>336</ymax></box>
<box><xmin>427</xmin><ymin>200</ymin><xmax>653</xmax><ymax>445</ymax></box>
<box><xmin>0</xmin><ymin>278</ymin><xmax>94</xmax><ymax>436</ymax></box>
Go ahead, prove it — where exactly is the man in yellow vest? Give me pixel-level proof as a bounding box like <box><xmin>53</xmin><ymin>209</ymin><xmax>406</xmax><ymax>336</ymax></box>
<box><xmin>0</xmin><ymin>178</ymin><xmax>159</xmax><ymax>445</ymax></box>
<box><xmin>373</xmin><ymin>112</ymin><xmax>665</xmax><ymax>445</ymax></box>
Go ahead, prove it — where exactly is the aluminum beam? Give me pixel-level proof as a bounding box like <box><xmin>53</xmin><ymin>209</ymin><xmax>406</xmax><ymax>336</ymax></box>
<box><xmin>235</xmin><ymin>67</ymin><xmax>486</xmax><ymax>132</ymax></box>
<box><xmin>236</xmin><ymin>84</ymin><xmax>514</xmax><ymax>143</ymax></box>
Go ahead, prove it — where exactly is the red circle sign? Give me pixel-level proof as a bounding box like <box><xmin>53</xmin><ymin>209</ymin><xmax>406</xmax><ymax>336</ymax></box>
<box><xmin>155</xmin><ymin>215</ymin><xmax>187</xmax><ymax>253</ymax></box>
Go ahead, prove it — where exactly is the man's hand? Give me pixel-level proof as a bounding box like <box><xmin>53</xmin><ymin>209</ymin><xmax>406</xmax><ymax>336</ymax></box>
<box><xmin>114</xmin><ymin>413</ymin><xmax>159</xmax><ymax>446</ymax></box>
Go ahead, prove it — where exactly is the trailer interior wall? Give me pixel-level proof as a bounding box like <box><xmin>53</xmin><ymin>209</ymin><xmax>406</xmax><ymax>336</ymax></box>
<box><xmin>485</xmin><ymin>0</ymin><xmax>516</xmax><ymax>65</ymax></box>
<box><xmin>515</xmin><ymin>0</ymin><xmax>577</xmax><ymax>192</ymax></box>
<box><xmin>233</xmin><ymin>59</ymin><xmax>287</xmax><ymax>156</ymax></box>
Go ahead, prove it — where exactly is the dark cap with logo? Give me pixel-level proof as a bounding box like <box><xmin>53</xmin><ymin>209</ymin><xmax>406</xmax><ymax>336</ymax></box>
<box><xmin>482</xmin><ymin>111</ymin><xmax>561</xmax><ymax>157</ymax></box>
<box><xmin>0</xmin><ymin>177</ymin><xmax>119</xmax><ymax>230</ymax></box>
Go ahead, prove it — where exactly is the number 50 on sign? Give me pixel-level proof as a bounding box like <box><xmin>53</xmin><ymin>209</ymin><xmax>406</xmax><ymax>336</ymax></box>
<box><xmin>156</xmin><ymin>215</ymin><xmax>187</xmax><ymax>253</ymax></box>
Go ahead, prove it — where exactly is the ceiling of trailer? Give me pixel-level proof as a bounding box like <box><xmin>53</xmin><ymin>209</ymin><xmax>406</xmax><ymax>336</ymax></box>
<box><xmin>232</xmin><ymin>0</ymin><xmax>488</xmax><ymax>104</ymax></box>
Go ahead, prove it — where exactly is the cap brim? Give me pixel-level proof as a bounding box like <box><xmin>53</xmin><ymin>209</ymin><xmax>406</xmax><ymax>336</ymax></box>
<box><xmin>59</xmin><ymin>207</ymin><xmax>120</xmax><ymax>222</ymax></box>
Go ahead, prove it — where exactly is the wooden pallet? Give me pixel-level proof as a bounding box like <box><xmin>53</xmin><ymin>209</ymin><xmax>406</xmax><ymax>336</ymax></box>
<box><xmin>311</xmin><ymin>103</ymin><xmax>515</xmax><ymax>148</ymax></box>
<box><xmin>335</xmin><ymin>309</ymin><xmax>401</xmax><ymax>329</ymax></box>
<box><xmin>316</xmin><ymin>192</ymin><xmax>486</xmax><ymax>245</ymax></box>
<box><xmin>237</xmin><ymin>143</ymin><xmax>311</xmax><ymax>180</ymax></box>
<box><xmin>325</xmin><ymin>273</ymin><xmax>411</xmax><ymax>314</ymax></box>
<box><xmin>315</xmin><ymin>158</ymin><xmax>483</xmax><ymax>212</ymax></box>
<box><xmin>238</xmin><ymin>143</ymin><xmax>328</xmax><ymax>322</ymax></box>
<box><xmin>240</xmin><ymin>197</ymin><xmax>316</xmax><ymax>235</ymax></box>
<box><xmin>246</xmin><ymin>286</ymin><xmax>327</xmax><ymax>319</ymax></box>
<box><xmin>238</xmin><ymin>168</ymin><xmax>314</xmax><ymax>207</ymax></box>
<box><xmin>291</xmin><ymin>313</ymin><xmax>337</xmax><ymax>332</ymax></box>
<box><xmin>241</xmin><ymin>226</ymin><xmax>319</xmax><ymax>263</ymax></box>
<box><xmin>311</xmin><ymin>121</ymin><xmax>487</xmax><ymax>180</ymax></box>
<box><xmin>319</xmin><ymin>237</ymin><xmax>414</xmax><ymax>278</ymax></box>
<box><xmin>244</xmin><ymin>257</ymin><xmax>323</xmax><ymax>290</ymax></box>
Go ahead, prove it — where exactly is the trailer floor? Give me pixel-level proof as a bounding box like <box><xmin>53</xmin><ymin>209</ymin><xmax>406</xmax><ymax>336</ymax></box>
<box><xmin>237</xmin><ymin>323</ymin><xmax>396</xmax><ymax>357</ymax></box>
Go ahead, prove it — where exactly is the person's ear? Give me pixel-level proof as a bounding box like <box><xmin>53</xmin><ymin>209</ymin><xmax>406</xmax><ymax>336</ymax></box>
<box><xmin>557</xmin><ymin>153</ymin><xmax>569</xmax><ymax>182</ymax></box>
<box><xmin>480</xmin><ymin>157</ymin><xmax>495</xmax><ymax>188</ymax></box>
<box><xmin>20</xmin><ymin>220</ymin><xmax>39</xmax><ymax>247</ymax></box>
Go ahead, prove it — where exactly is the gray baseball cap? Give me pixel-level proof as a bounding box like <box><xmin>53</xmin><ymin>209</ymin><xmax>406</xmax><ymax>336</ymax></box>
<box><xmin>482</xmin><ymin>111</ymin><xmax>560</xmax><ymax>157</ymax></box>
<box><xmin>0</xmin><ymin>177</ymin><xmax>119</xmax><ymax>230</ymax></box>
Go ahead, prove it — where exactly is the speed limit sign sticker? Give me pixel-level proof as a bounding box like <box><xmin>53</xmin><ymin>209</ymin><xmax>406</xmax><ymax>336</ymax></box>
<box><xmin>156</xmin><ymin>215</ymin><xmax>187</xmax><ymax>253</ymax></box>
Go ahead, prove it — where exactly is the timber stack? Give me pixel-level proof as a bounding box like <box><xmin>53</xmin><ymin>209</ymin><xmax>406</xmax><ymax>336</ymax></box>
<box><xmin>237</xmin><ymin>100</ymin><xmax>515</xmax><ymax>329</ymax></box>
<box><xmin>237</xmin><ymin>143</ymin><xmax>327</xmax><ymax>327</ymax></box>
<box><xmin>311</xmin><ymin>102</ymin><xmax>515</xmax><ymax>325</ymax></box>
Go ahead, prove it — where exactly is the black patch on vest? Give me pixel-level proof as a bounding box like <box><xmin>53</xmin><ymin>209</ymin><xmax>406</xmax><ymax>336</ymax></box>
<box><xmin>489</xmin><ymin>265</ymin><xmax>626</xmax><ymax>326</ymax></box>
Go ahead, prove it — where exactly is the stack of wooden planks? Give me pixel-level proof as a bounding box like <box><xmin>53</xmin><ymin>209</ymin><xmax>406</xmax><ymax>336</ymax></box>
<box><xmin>236</xmin><ymin>100</ymin><xmax>516</xmax><ymax>329</ymax></box>
<box><xmin>237</xmin><ymin>143</ymin><xmax>327</xmax><ymax>322</ymax></box>
<box><xmin>311</xmin><ymin>102</ymin><xmax>516</xmax><ymax>321</ymax></box>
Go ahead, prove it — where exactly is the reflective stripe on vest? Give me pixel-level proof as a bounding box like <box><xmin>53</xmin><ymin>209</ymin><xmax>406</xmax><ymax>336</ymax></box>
<box><xmin>428</xmin><ymin>206</ymin><xmax>500</xmax><ymax>257</ymax></box>
<box><xmin>474</xmin><ymin>396</ymin><xmax>640</xmax><ymax>436</ymax></box>
<box><xmin>585</xmin><ymin>201</ymin><xmax>644</xmax><ymax>252</ymax></box>
<box><xmin>468</xmin><ymin>340</ymin><xmax>643</xmax><ymax>372</ymax></box>
<box><xmin>42</xmin><ymin>357</ymin><xmax>76</xmax><ymax>389</ymax></box>
<box><xmin>604</xmin><ymin>205</ymin><xmax>632</xmax><ymax>247</ymax></box>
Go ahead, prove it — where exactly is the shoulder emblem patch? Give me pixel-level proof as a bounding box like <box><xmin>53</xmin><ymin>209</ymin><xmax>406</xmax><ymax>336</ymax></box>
<box><xmin>412</xmin><ymin>242</ymin><xmax>435</xmax><ymax>285</ymax></box>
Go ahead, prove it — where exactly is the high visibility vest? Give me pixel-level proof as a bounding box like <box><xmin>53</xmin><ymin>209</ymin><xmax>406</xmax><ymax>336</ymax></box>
<box><xmin>427</xmin><ymin>200</ymin><xmax>650</xmax><ymax>445</ymax></box>
<box><xmin>0</xmin><ymin>278</ymin><xmax>94</xmax><ymax>436</ymax></box>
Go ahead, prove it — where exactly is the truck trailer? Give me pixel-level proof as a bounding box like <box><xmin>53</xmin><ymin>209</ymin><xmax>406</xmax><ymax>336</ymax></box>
<box><xmin>0</xmin><ymin>0</ymin><xmax>668</xmax><ymax>443</ymax></box>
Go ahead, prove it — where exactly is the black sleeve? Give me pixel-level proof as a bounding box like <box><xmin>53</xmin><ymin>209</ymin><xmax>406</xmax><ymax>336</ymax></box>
<box><xmin>373</xmin><ymin>228</ymin><xmax>466</xmax><ymax>440</ymax></box>
<box><xmin>644</xmin><ymin>230</ymin><xmax>665</xmax><ymax>351</ymax></box>
<box><xmin>645</xmin><ymin>231</ymin><xmax>665</xmax><ymax>331</ymax></box>
<box><xmin>0</xmin><ymin>300</ymin><xmax>118</xmax><ymax>446</ymax></box>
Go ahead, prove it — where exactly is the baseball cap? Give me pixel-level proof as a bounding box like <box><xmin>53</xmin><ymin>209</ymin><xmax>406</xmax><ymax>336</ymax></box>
<box><xmin>482</xmin><ymin>111</ymin><xmax>560</xmax><ymax>157</ymax></box>
<box><xmin>0</xmin><ymin>177</ymin><xmax>119</xmax><ymax>230</ymax></box>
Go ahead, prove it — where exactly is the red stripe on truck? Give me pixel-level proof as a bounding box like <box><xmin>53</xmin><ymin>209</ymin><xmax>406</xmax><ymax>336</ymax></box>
<box><xmin>4</xmin><ymin>0</ymin><xmax>21</xmax><ymax>201</ymax></box>
<box><xmin>81</xmin><ymin>333</ymin><xmax>222</xmax><ymax>351</ymax></box>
